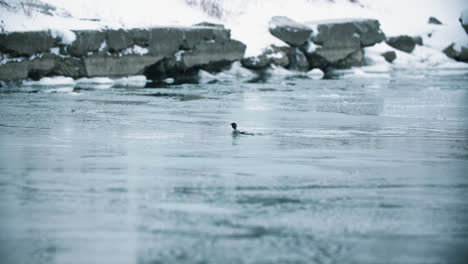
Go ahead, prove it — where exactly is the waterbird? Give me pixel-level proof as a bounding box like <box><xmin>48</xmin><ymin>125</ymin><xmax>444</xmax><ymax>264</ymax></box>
<box><xmin>231</xmin><ymin>122</ymin><xmax>253</xmax><ymax>135</ymax></box>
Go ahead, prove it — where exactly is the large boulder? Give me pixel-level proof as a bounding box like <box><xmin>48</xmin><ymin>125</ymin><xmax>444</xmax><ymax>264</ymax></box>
<box><xmin>460</xmin><ymin>9</ymin><xmax>468</xmax><ymax>34</ymax></box>
<box><xmin>443</xmin><ymin>43</ymin><xmax>468</xmax><ymax>63</ymax></box>
<box><xmin>269</xmin><ymin>16</ymin><xmax>313</xmax><ymax>47</ymax></box>
<box><xmin>0</xmin><ymin>53</ymin><xmax>85</xmax><ymax>80</ymax></box>
<box><xmin>68</xmin><ymin>30</ymin><xmax>106</xmax><ymax>57</ymax></box>
<box><xmin>312</xmin><ymin>19</ymin><xmax>385</xmax><ymax>48</ymax></box>
<box><xmin>0</xmin><ymin>31</ymin><xmax>59</xmax><ymax>56</ymax></box>
<box><xmin>305</xmin><ymin>18</ymin><xmax>385</xmax><ymax>69</ymax></box>
<box><xmin>386</xmin><ymin>35</ymin><xmax>416</xmax><ymax>53</ymax></box>
<box><xmin>181</xmin><ymin>39</ymin><xmax>246</xmax><ymax>69</ymax></box>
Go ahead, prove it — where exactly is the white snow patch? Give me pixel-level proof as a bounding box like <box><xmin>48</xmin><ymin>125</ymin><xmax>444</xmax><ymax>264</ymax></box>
<box><xmin>114</xmin><ymin>75</ymin><xmax>147</xmax><ymax>87</ymax></box>
<box><xmin>122</xmin><ymin>45</ymin><xmax>149</xmax><ymax>56</ymax></box>
<box><xmin>23</xmin><ymin>76</ymin><xmax>76</xmax><ymax>86</ymax></box>
<box><xmin>99</xmin><ymin>41</ymin><xmax>108</xmax><ymax>52</ymax></box>
<box><xmin>50</xmin><ymin>47</ymin><xmax>60</xmax><ymax>55</ymax></box>
<box><xmin>50</xmin><ymin>29</ymin><xmax>76</xmax><ymax>45</ymax></box>
<box><xmin>175</xmin><ymin>50</ymin><xmax>185</xmax><ymax>62</ymax></box>
<box><xmin>198</xmin><ymin>61</ymin><xmax>257</xmax><ymax>83</ymax></box>
<box><xmin>163</xmin><ymin>78</ymin><xmax>175</xmax><ymax>84</ymax></box>
<box><xmin>307</xmin><ymin>68</ymin><xmax>325</xmax><ymax>79</ymax></box>
<box><xmin>76</xmin><ymin>77</ymin><xmax>114</xmax><ymax>84</ymax></box>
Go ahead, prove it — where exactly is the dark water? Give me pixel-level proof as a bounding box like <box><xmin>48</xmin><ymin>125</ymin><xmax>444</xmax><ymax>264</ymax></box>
<box><xmin>1</xmin><ymin>69</ymin><xmax>468</xmax><ymax>264</ymax></box>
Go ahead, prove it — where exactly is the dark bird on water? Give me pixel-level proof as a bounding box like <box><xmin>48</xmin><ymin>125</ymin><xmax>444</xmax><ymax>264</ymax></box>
<box><xmin>231</xmin><ymin>122</ymin><xmax>253</xmax><ymax>135</ymax></box>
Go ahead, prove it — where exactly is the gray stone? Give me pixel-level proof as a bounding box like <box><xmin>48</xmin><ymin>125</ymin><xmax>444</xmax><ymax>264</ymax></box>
<box><xmin>311</xmin><ymin>19</ymin><xmax>385</xmax><ymax>48</ymax></box>
<box><xmin>443</xmin><ymin>43</ymin><xmax>468</xmax><ymax>63</ymax></box>
<box><xmin>107</xmin><ymin>29</ymin><xmax>133</xmax><ymax>52</ymax></box>
<box><xmin>290</xmin><ymin>48</ymin><xmax>309</xmax><ymax>71</ymax></box>
<box><xmin>303</xmin><ymin>18</ymin><xmax>385</xmax><ymax>69</ymax></box>
<box><xmin>269</xmin><ymin>16</ymin><xmax>313</xmax><ymax>47</ymax></box>
<box><xmin>68</xmin><ymin>30</ymin><xmax>106</xmax><ymax>57</ymax></box>
<box><xmin>128</xmin><ymin>29</ymin><xmax>150</xmax><ymax>47</ymax></box>
<box><xmin>148</xmin><ymin>28</ymin><xmax>184</xmax><ymax>57</ymax></box>
<box><xmin>428</xmin><ymin>16</ymin><xmax>443</xmax><ymax>25</ymax></box>
<box><xmin>271</xmin><ymin>46</ymin><xmax>309</xmax><ymax>71</ymax></box>
<box><xmin>0</xmin><ymin>31</ymin><xmax>59</xmax><ymax>56</ymax></box>
<box><xmin>386</xmin><ymin>35</ymin><xmax>416</xmax><ymax>53</ymax></box>
<box><xmin>181</xmin><ymin>39</ymin><xmax>246</xmax><ymax>69</ymax></box>
<box><xmin>0</xmin><ymin>53</ymin><xmax>85</xmax><ymax>80</ymax></box>
<box><xmin>382</xmin><ymin>51</ymin><xmax>397</xmax><ymax>63</ymax></box>
<box><xmin>83</xmin><ymin>53</ymin><xmax>163</xmax><ymax>77</ymax></box>
<box><xmin>181</xmin><ymin>27</ymin><xmax>230</xmax><ymax>49</ymax></box>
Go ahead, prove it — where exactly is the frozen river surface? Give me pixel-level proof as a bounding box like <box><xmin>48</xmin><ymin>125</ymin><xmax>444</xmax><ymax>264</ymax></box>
<box><xmin>0</xmin><ymin>69</ymin><xmax>467</xmax><ymax>263</ymax></box>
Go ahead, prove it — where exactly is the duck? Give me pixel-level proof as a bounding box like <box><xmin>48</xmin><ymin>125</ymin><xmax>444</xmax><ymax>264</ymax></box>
<box><xmin>231</xmin><ymin>122</ymin><xmax>253</xmax><ymax>135</ymax></box>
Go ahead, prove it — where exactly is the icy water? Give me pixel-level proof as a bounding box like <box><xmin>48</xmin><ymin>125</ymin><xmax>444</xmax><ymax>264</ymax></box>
<box><xmin>1</xmin><ymin>69</ymin><xmax>468</xmax><ymax>264</ymax></box>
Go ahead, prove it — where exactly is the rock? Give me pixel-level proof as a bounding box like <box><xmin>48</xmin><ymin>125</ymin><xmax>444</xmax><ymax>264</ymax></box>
<box><xmin>0</xmin><ymin>31</ymin><xmax>59</xmax><ymax>56</ymax></box>
<box><xmin>312</xmin><ymin>19</ymin><xmax>385</xmax><ymax>48</ymax></box>
<box><xmin>68</xmin><ymin>30</ymin><xmax>106</xmax><ymax>57</ymax></box>
<box><xmin>269</xmin><ymin>16</ymin><xmax>313</xmax><ymax>47</ymax></box>
<box><xmin>83</xmin><ymin>53</ymin><xmax>163</xmax><ymax>77</ymax></box>
<box><xmin>289</xmin><ymin>48</ymin><xmax>309</xmax><ymax>71</ymax></box>
<box><xmin>0</xmin><ymin>53</ymin><xmax>85</xmax><ymax>80</ymax></box>
<box><xmin>193</xmin><ymin>22</ymin><xmax>225</xmax><ymax>28</ymax></box>
<box><xmin>335</xmin><ymin>48</ymin><xmax>364</xmax><ymax>68</ymax></box>
<box><xmin>381</xmin><ymin>51</ymin><xmax>397</xmax><ymax>63</ymax></box>
<box><xmin>241</xmin><ymin>55</ymin><xmax>271</xmax><ymax>69</ymax></box>
<box><xmin>106</xmin><ymin>29</ymin><xmax>133</xmax><ymax>52</ymax></box>
<box><xmin>304</xmin><ymin>18</ymin><xmax>385</xmax><ymax>69</ymax></box>
<box><xmin>0</xmin><ymin>26</ymin><xmax>246</xmax><ymax>81</ymax></box>
<box><xmin>443</xmin><ymin>43</ymin><xmax>468</xmax><ymax>63</ymax></box>
<box><xmin>412</xmin><ymin>36</ymin><xmax>423</xmax><ymax>46</ymax></box>
<box><xmin>460</xmin><ymin>9</ymin><xmax>468</xmax><ymax>34</ymax></box>
<box><xmin>386</xmin><ymin>35</ymin><xmax>416</xmax><ymax>53</ymax></box>
<box><xmin>128</xmin><ymin>29</ymin><xmax>150</xmax><ymax>47</ymax></box>
<box><xmin>181</xmin><ymin>39</ymin><xmax>246</xmax><ymax>69</ymax></box>
<box><xmin>428</xmin><ymin>16</ymin><xmax>442</xmax><ymax>25</ymax></box>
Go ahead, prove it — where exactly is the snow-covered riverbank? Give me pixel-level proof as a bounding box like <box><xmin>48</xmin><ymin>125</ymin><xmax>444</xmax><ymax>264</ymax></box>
<box><xmin>1</xmin><ymin>0</ymin><xmax>468</xmax><ymax>83</ymax></box>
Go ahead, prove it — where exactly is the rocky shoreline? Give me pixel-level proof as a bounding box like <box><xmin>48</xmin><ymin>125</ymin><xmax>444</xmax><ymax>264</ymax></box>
<box><xmin>1</xmin><ymin>14</ymin><xmax>467</xmax><ymax>83</ymax></box>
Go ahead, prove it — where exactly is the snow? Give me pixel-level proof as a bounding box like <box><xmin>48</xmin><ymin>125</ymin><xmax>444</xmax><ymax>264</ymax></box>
<box><xmin>121</xmin><ymin>45</ymin><xmax>149</xmax><ymax>56</ymax></box>
<box><xmin>99</xmin><ymin>41</ymin><xmax>108</xmax><ymax>52</ymax></box>
<box><xmin>175</xmin><ymin>50</ymin><xmax>185</xmax><ymax>62</ymax></box>
<box><xmin>76</xmin><ymin>77</ymin><xmax>114</xmax><ymax>84</ymax></box>
<box><xmin>50</xmin><ymin>47</ymin><xmax>60</xmax><ymax>55</ymax></box>
<box><xmin>307</xmin><ymin>68</ymin><xmax>325</xmax><ymax>80</ymax></box>
<box><xmin>22</xmin><ymin>76</ymin><xmax>76</xmax><ymax>86</ymax></box>
<box><xmin>49</xmin><ymin>29</ymin><xmax>76</xmax><ymax>44</ymax></box>
<box><xmin>198</xmin><ymin>61</ymin><xmax>257</xmax><ymax>83</ymax></box>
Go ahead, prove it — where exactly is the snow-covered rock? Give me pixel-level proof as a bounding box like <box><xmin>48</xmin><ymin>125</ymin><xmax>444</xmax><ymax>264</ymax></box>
<box><xmin>268</xmin><ymin>16</ymin><xmax>313</xmax><ymax>47</ymax></box>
